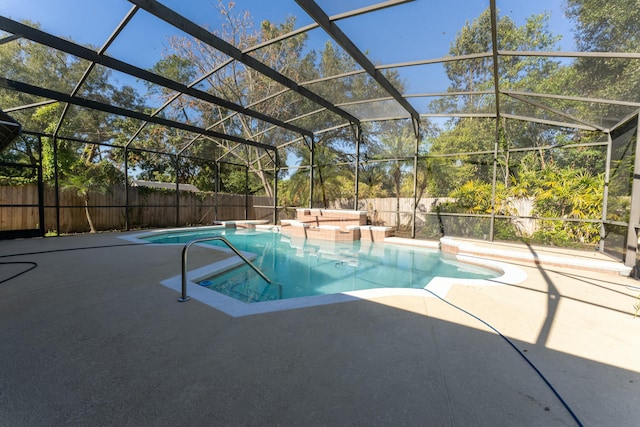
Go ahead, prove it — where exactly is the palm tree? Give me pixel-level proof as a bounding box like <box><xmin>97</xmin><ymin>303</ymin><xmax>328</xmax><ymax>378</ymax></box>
<box><xmin>373</xmin><ymin>125</ymin><xmax>415</xmax><ymax>229</ymax></box>
<box><xmin>60</xmin><ymin>162</ymin><xmax>117</xmax><ymax>233</ymax></box>
<box><xmin>285</xmin><ymin>142</ymin><xmax>346</xmax><ymax>208</ymax></box>
<box><xmin>61</xmin><ymin>172</ymin><xmax>98</xmax><ymax>233</ymax></box>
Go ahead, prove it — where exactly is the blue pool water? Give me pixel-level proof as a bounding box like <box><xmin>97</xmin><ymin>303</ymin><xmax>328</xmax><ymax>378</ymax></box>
<box><xmin>143</xmin><ymin>228</ymin><xmax>499</xmax><ymax>303</ymax></box>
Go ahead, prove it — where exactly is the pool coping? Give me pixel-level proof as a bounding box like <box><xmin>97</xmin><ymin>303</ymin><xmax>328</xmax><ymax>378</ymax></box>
<box><xmin>121</xmin><ymin>227</ymin><xmax>528</xmax><ymax>317</ymax></box>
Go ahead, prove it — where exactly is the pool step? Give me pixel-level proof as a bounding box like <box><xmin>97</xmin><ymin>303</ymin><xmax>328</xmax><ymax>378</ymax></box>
<box><xmin>201</xmin><ymin>275</ymin><xmax>280</xmax><ymax>303</ymax></box>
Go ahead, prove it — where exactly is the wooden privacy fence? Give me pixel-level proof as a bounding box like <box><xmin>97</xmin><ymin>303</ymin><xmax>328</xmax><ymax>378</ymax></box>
<box><xmin>0</xmin><ymin>184</ymin><xmax>40</xmax><ymax>232</ymax></box>
<box><xmin>333</xmin><ymin>197</ymin><xmax>536</xmax><ymax>232</ymax></box>
<box><xmin>2</xmin><ymin>184</ymin><xmax>539</xmax><ymax>236</ymax></box>
<box><xmin>0</xmin><ymin>184</ymin><xmax>273</xmax><ymax>234</ymax></box>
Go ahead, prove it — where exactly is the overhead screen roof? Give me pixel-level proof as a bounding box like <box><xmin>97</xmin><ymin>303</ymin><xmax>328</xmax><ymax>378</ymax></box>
<box><xmin>0</xmin><ymin>0</ymin><xmax>639</xmax><ymax>154</ymax></box>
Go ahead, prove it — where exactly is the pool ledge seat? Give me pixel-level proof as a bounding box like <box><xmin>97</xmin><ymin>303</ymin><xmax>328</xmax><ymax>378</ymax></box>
<box><xmin>440</xmin><ymin>237</ymin><xmax>632</xmax><ymax>276</ymax></box>
<box><xmin>358</xmin><ymin>225</ymin><xmax>393</xmax><ymax>241</ymax></box>
<box><xmin>215</xmin><ymin>220</ymin><xmax>269</xmax><ymax>229</ymax></box>
<box><xmin>279</xmin><ymin>209</ymin><xmax>392</xmax><ymax>242</ymax></box>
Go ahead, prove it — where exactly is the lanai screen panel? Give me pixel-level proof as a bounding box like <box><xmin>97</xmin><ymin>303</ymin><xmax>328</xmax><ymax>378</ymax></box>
<box><xmin>0</xmin><ymin>135</ymin><xmax>42</xmax><ymax>237</ymax></box>
<box><xmin>322</xmin><ymin>0</ymin><xmax>491</xmax><ymax>63</ymax></box>
<box><xmin>604</xmin><ymin>116</ymin><xmax>638</xmax><ymax>261</ymax></box>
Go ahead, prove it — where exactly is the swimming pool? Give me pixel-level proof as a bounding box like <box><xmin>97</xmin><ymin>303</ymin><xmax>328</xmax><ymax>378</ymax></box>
<box><xmin>141</xmin><ymin>227</ymin><xmax>501</xmax><ymax>304</ymax></box>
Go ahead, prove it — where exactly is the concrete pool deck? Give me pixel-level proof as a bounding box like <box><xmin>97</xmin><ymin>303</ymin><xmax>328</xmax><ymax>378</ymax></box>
<box><xmin>1</xmin><ymin>230</ymin><xmax>639</xmax><ymax>426</ymax></box>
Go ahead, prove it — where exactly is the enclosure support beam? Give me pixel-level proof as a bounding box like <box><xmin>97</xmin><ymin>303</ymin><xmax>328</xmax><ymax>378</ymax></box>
<box><xmin>37</xmin><ymin>136</ymin><xmax>45</xmax><ymax>237</ymax></box>
<box><xmin>245</xmin><ymin>163</ymin><xmax>249</xmax><ymax>221</ymax></box>
<box><xmin>600</xmin><ymin>132</ymin><xmax>613</xmax><ymax>252</ymax></box>
<box><xmin>214</xmin><ymin>155</ymin><xmax>219</xmax><ymax>222</ymax></box>
<box><xmin>274</xmin><ymin>150</ymin><xmax>279</xmax><ymax>225</ymax></box>
<box><xmin>488</xmin><ymin>0</ymin><xmax>501</xmax><ymax>242</ymax></box>
<box><xmin>411</xmin><ymin>118</ymin><xmax>420</xmax><ymax>239</ymax></box>
<box><xmin>52</xmin><ymin>136</ymin><xmax>60</xmax><ymax>236</ymax></box>
<box><xmin>175</xmin><ymin>155</ymin><xmax>180</xmax><ymax>227</ymax></box>
<box><xmin>354</xmin><ymin>124</ymin><xmax>362</xmax><ymax>210</ymax></box>
<box><xmin>124</xmin><ymin>147</ymin><xmax>130</xmax><ymax>231</ymax></box>
<box><xmin>490</xmin><ymin>123</ymin><xmax>500</xmax><ymax>241</ymax></box>
<box><xmin>625</xmin><ymin>115</ymin><xmax>640</xmax><ymax>268</ymax></box>
<box><xmin>309</xmin><ymin>136</ymin><xmax>315</xmax><ymax>209</ymax></box>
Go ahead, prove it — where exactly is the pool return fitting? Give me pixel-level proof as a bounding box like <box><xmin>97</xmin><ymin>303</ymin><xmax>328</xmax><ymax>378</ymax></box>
<box><xmin>180</xmin><ymin>236</ymin><xmax>281</xmax><ymax>302</ymax></box>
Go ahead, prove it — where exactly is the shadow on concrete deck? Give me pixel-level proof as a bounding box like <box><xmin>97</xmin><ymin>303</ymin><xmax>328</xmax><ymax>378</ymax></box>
<box><xmin>0</xmin><ymin>232</ymin><xmax>638</xmax><ymax>426</ymax></box>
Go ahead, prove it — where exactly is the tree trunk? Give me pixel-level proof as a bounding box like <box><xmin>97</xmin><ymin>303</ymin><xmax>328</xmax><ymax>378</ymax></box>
<box><xmin>317</xmin><ymin>165</ymin><xmax>328</xmax><ymax>208</ymax></box>
<box><xmin>84</xmin><ymin>196</ymin><xmax>96</xmax><ymax>233</ymax></box>
<box><xmin>394</xmin><ymin>164</ymin><xmax>401</xmax><ymax>228</ymax></box>
<box><xmin>253</xmin><ymin>158</ymin><xmax>273</xmax><ymax>198</ymax></box>
<box><xmin>504</xmin><ymin>150</ymin><xmax>510</xmax><ymax>186</ymax></box>
<box><xmin>395</xmin><ymin>194</ymin><xmax>401</xmax><ymax>229</ymax></box>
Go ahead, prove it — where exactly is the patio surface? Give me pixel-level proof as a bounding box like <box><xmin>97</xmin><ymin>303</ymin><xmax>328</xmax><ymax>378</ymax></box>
<box><xmin>1</xmin><ymin>230</ymin><xmax>639</xmax><ymax>426</ymax></box>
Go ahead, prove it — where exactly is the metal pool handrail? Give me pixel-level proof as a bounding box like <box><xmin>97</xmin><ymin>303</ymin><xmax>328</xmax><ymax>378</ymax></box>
<box><xmin>179</xmin><ymin>236</ymin><xmax>279</xmax><ymax>302</ymax></box>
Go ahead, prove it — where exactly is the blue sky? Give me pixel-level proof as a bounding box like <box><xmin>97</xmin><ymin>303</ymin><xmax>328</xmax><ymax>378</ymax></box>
<box><xmin>0</xmin><ymin>0</ymin><xmax>576</xmax><ymax>68</ymax></box>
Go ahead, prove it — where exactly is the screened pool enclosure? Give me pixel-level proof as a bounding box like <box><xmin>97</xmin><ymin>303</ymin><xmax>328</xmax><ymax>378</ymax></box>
<box><xmin>0</xmin><ymin>0</ymin><xmax>639</xmax><ymax>268</ymax></box>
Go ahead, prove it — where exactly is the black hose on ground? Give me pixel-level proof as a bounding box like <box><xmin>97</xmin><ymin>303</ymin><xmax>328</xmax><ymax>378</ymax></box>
<box><xmin>0</xmin><ymin>242</ymin><xmax>153</xmax><ymax>285</ymax></box>
<box><xmin>0</xmin><ymin>261</ymin><xmax>38</xmax><ymax>284</ymax></box>
<box><xmin>423</xmin><ymin>287</ymin><xmax>584</xmax><ymax>427</ymax></box>
<box><xmin>0</xmin><ymin>242</ymin><xmax>152</xmax><ymax>259</ymax></box>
